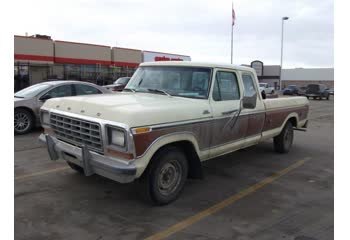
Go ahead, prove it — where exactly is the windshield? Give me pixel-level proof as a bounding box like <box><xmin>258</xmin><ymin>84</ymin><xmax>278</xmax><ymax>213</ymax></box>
<box><xmin>287</xmin><ymin>85</ymin><xmax>297</xmax><ymax>89</ymax></box>
<box><xmin>259</xmin><ymin>83</ymin><xmax>267</xmax><ymax>87</ymax></box>
<box><xmin>126</xmin><ymin>66</ymin><xmax>212</xmax><ymax>99</ymax></box>
<box><xmin>14</xmin><ymin>83</ymin><xmax>51</xmax><ymax>98</ymax></box>
<box><xmin>114</xmin><ymin>77</ymin><xmax>130</xmax><ymax>85</ymax></box>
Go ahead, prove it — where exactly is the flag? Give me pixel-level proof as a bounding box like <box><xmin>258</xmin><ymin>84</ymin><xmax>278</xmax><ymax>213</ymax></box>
<box><xmin>232</xmin><ymin>4</ymin><xmax>236</xmax><ymax>26</ymax></box>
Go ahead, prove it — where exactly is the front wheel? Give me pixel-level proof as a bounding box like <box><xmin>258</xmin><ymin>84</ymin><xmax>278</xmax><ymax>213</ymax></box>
<box><xmin>139</xmin><ymin>146</ymin><xmax>188</xmax><ymax>205</ymax></box>
<box><xmin>274</xmin><ymin>121</ymin><xmax>294</xmax><ymax>153</ymax></box>
<box><xmin>14</xmin><ymin>108</ymin><xmax>34</xmax><ymax>135</ymax></box>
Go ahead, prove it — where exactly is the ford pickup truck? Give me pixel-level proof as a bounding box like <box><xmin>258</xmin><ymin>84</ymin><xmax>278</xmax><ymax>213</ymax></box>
<box><xmin>39</xmin><ymin>62</ymin><xmax>309</xmax><ymax>205</ymax></box>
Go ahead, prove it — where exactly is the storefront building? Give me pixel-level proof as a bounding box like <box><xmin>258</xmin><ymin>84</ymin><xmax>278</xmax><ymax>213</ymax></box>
<box><xmin>249</xmin><ymin>60</ymin><xmax>334</xmax><ymax>89</ymax></box>
<box><xmin>14</xmin><ymin>35</ymin><xmax>191</xmax><ymax>91</ymax></box>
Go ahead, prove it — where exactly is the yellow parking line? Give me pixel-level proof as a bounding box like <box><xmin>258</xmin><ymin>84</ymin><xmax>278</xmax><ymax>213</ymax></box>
<box><xmin>15</xmin><ymin>166</ymin><xmax>70</xmax><ymax>181</ymax></box>
<box><xmin>144</xmin><ymin>157</ymin><xmax>310</xmax><ymax>240</ymax></box>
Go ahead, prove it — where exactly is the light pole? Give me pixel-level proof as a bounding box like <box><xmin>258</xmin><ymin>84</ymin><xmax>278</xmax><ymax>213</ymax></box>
<box><xmin>279</xmin><ymin>16</ymin><xmax>289</xmax><ymax>90</ymax></box>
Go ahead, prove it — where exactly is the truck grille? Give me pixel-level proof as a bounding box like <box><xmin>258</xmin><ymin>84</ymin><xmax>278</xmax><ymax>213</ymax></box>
<box><xmin>50</xmin><ymin>113</ymin><xmax>103</xmax><ymax>153</ymax></box>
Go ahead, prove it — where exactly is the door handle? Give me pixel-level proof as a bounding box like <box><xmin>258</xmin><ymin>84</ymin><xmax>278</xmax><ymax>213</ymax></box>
<box><xmin>222</xmin><ymin>109</ymin><xmax>238</xmax><ymax>115</ymax></box>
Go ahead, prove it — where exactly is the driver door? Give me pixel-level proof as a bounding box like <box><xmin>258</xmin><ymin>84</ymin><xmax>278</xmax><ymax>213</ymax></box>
<box><xmin>209</xmin><ymin>69</ymin><xmax>247</xmax><ymax>158</ymax></box>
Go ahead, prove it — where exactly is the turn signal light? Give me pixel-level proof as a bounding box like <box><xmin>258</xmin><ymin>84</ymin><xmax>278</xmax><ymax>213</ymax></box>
<box><xmin>132</xmin><ymin>127</ymin><xmax>151</xmax><ymax>134</ymax></box>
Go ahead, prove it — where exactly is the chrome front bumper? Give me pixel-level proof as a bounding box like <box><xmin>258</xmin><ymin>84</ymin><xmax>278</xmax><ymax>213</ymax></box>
<box><xmin>39</xmin><ymin>134</ymin><xmax>136</xmax><ymax>183</ymax></box>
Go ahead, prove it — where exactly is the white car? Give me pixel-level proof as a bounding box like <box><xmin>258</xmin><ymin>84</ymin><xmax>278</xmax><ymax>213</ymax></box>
<box><xmin>259</xmin><ymin>83</ymin><xmax>275</xmax><ymax>94</ymax></box>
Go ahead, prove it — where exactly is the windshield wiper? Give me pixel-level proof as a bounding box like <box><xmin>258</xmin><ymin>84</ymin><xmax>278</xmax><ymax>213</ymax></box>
<box><xmin>147</xmin><ymin>88</ymin><xmax>171</xmax><ymax>96</ymax></box>
<box><xmin>123</xmin><ymin>88</ymin><xmax>136</xmax><ymax>93</ymax></box>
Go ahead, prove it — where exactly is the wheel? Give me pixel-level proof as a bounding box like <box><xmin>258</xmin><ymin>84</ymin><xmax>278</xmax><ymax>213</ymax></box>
<box><xmin>14</xmin><ymin>108</ymin><xmax>34</xmax><ymax>135</ymax></box>
<box><xmin>271</xmin><ymin>90</ymin><xmax>275</xmax><ymax>94</ymax></box>
<box><xmin>313</xmin><ymin>96</ymin><xmax>317</xmax><ymax>100</ymax></box>
<box><xmin>326</xmin><ymin>94</ymin><xmax>330</xmax><ymax>100</ymax></box>
<box><xmin>274</xmin><ymin>121</ymin><xmax>294</xmax><ymax>153</ymax></box>
<box><xmin>306</xmin><ymin>96</ymin><xmax>309</xmax><ymax>99</ymax></box>
<box><xmin>139</xmin><ymin>146</ymin><xmax>188</xmax><ymax>205</ymax></box>
<box><xmin>67</xmin><ymin>161</ymin><xmax>84</xmax><ymax>174</ymax></box>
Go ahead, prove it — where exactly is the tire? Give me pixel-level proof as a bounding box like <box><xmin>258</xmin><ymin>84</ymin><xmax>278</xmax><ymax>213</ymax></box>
<box><xmin>313</xmin><ymin>97</ymin><xmax>317</xmax><ymax>100</ymax></box>
<box><xmin>306</xmin><ymin>96</ymin><xmax>309</xmax><ymax>99</ymax></box>
<box><xmin>271</xmin><ymin>90</ymin><xmax>275</xmax><ymax>94</ymax></box>
<box><xmin>273</xmin><ymin>121</ymin><xmax>294</xmax><ymax>153</ymax></box>
<box><xmin>14</xmin><ymin>108</ymin><xmax>34</xmax><ymax>135</ymax></box>
<box><xmin>326</xmin><ymin>94</ymin><xmax>330</xmax><ymax>100</ymax></box>
<box><xmin>67</xmin><ymin>161</ymin><xmax>84</xmax><ymax>174</ymax></box>
<box><xmin>139</xmin><ymin>146</ymin><xmax>188</xmax><ymax>205</ymax></box>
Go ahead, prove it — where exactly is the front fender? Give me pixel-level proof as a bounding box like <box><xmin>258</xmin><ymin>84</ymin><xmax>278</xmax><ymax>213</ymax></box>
<box><xmin>133</xmin><ymin>132</ymin><xmax>207</xmax><ymax>178</ymax></box>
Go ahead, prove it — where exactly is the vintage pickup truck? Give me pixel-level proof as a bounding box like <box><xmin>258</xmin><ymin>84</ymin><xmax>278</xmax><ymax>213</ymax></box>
<box><xmin>39</xmin><ymin>62</ymin><xmax>309</xmax><ymax>205</ymax></box>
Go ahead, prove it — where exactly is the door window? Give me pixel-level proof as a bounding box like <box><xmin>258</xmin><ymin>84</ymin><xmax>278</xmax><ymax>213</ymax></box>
<box><xmin>242</xmin><ymin>74</ymin><xmax>257</xmax><ymax>97</ymax></box>
<box><xmin>212</xmin><ymin>71</ymin><xmax>240</xmax><ymax>101</ymax></box>
<box><xmin>74</xmin><ymin>84</ymin><xmax>102</xmax><ymax>95</ymax></box>
<box><xmin>45</xmin><ymin>84</ymin><xmax>73</xmax><ymax>98</ymax></box>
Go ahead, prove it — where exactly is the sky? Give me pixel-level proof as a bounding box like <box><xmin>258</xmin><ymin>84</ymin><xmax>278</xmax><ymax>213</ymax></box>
<box><xmin>13</xmin><ymin>0</ymin><xmax>334</xmax><ymax>68</ymax></box>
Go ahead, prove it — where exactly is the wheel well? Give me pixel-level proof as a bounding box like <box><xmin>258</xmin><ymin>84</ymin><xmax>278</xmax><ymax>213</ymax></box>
<box><xmin>150</xmin><ymin>141</ymin><xmax>203</xmax><ymax>179</ymax></box>
<box><xmin>14</xmin><ymin>107</ymin><xmax>36</xmax><ymax>124</ymax></box>
<box><xmin>288</xmin><ymin>117</ymin><xmax>297</xmax><ymax>127</ymax></box>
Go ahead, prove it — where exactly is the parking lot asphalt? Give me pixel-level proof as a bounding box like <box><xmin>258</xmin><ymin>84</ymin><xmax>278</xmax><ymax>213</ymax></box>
<box><xmin>14</xmin><ymin>98</ymin><xmax>334</xmax><ymax>240</ymax></box>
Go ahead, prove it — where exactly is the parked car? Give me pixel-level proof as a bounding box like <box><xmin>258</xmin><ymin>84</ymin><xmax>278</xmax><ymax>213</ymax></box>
<box><xmin>283</xmin><ymin>85</ymin><xmax>300</xmax><ymax>95</ymax></box>
<box><xmin>39</xmin><ymin>62</ymin><xmax>309</xmax><ymax>205</ymax></box>
<box><xmin>327</xmin><ymin>87</ymin><xmax>334</xmax><ymax>95</ymax></box>
<box><xmin>259</xmin><ymin>83</ymin><xmax>275</xmax><ymax>94</ymax></box>
<box><xmin>305</xmin><ymin>84</ymin><xmax>330</xmax><ymax>100</ymax></box>
<box><xmin>299</xmin><ymin>86</ymin><xmax>307</xmax><ymax>96</ymax></box>
<box><xmin>103</xmin><ymin>77</ymin><xmax>131</xmax><ymax>92</ymax></box>
<box><xmin>14</xmin><ymin>81</ymin><xmax>111</xmax><ymax>134</ymax></box>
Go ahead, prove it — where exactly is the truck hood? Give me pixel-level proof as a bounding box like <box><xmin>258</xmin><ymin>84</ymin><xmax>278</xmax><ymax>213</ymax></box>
<box><xmin>42</xmin><ymin>92</ymin><xmax>212</xmax><ymax>127</ymax></box>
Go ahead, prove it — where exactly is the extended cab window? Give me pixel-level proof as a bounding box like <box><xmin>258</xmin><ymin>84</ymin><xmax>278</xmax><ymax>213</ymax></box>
<box><xmin>242</xmin><ymin>74</ymin><xmax>257</xmax><ymax>97</ymax></box>
<box><xmin>212</xmin><ymin>71</ymin><xmax>240</xmax><ymax>101</ymax></box>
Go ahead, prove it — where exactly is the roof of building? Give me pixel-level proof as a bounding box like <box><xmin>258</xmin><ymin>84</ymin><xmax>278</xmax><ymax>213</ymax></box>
<box><xmin>282</xmin><ymin>68</ymin><xmax>334</xmax><ymax>81</ymax></box>
<box><xmin>140</xmin><ymin>61</ymin><xmax>255</xmax><ymax>71</ymax></box>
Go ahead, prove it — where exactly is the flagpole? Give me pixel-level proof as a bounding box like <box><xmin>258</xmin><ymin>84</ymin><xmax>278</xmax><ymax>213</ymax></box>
<box><xmin>231</xmin><ymin>22</ymin><xmax>233</xmax><ymax>64</ymax></box>
<box><xmin>231</xmin><ymin>1</ymin><xmax>234</xmax><ymax>64</ymax></box>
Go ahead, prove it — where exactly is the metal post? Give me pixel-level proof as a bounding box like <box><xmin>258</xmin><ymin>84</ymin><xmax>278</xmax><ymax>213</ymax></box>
<box><xmin>231</xmin><ymin>24</ymin><xmax>233</xmax><ymax>64</ymax></box>
<box><xmin>279</xmin><ymin>16</ymin><xmax>289</xmax><ymax>90</ymax></box>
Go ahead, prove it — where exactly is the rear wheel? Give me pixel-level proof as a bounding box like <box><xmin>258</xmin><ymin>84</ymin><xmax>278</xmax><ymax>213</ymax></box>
<box><xmin>139</xmin><ymin>146</ymin><xmax>188</xmax><ymax>205</ymax></box>
<box><xmin>67</xmin><ymin>161</ymin><xmax>84</xmax><ymax>174</ymax></box>
<box><xmin>326</xmin><ymin>94</ymin><xmax>330</xmax><ymax>100</ymax></box>
<box><xmin>14</xmin><ymin>108</ymin><xmax>34</xmax><ymax>135</ymax></box>
<box><xmin>274</xmin><ymin>121</ymin><xmax>294</xmax><ymax>153</ymax></box>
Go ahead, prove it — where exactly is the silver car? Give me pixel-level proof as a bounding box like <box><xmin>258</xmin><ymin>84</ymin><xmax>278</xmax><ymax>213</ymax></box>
<box><xmin>14</xmin><ymin>80</ymin><xmax>111</xmax><ymax>134</ymax></box>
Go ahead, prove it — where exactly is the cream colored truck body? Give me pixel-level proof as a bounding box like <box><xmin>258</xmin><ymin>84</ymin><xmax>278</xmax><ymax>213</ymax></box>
<box><xmin>39</xmin><ymin>62</ymin><xmax>309</xmax><ymax>183</ymax></box>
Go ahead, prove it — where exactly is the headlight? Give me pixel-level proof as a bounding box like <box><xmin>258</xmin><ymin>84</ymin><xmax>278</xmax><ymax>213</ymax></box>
<box><xmin>40</xmin><ymin>111</ymin><xmax>50</xmax><ymax>127</ymax></box>
<box><xmin>107</xmin><ymin>127</ymin><xmax>126</xmax><ymax>147</ymax></box>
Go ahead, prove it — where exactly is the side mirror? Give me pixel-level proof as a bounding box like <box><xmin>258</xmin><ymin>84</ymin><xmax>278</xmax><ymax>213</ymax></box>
<box><xmin>242</xmin><ymin>94</ymin><xmax>257</xmax><ymax>109</ymax></box>
<box><xmin>40</xmin><ymin>94</ymin><xmax>52</xmax><ymax>101</ymax></box>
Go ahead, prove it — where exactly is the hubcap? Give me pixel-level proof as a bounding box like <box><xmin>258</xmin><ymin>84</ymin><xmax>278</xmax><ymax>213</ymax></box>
<box><xmin>14</xmin><ymin>112</ymin><xmax>30</xmax><ymax>132</ymax></box>
<box><xmin>158</xmin><ymin>161</ymin><xmax>182</xmax><ymax>196</ymax></box>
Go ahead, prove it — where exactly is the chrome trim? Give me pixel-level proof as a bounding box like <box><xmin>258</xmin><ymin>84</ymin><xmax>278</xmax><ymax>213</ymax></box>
<box><xmin>105</xmin><ymin>124</ymin><xmax>128</xmax><ymax>152</ymax></box>
<box><xmin>39</xmin><ymin>109</ymin><xmax>50</xmax><ymax>128</ymax></box>
<box><xmin>39</xmin><ymin>134</ymin><xmax>136</xmax><ymax>182</ymax></box>
<box><xmin>50</xmin><ymin>112</ymin><xmax>104</xmax><ymax>153</ymax></box>
<box><xmin>149</xmin><ymin>117</ymin><xmax>213</xmax><ymax>130</ymax></box>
